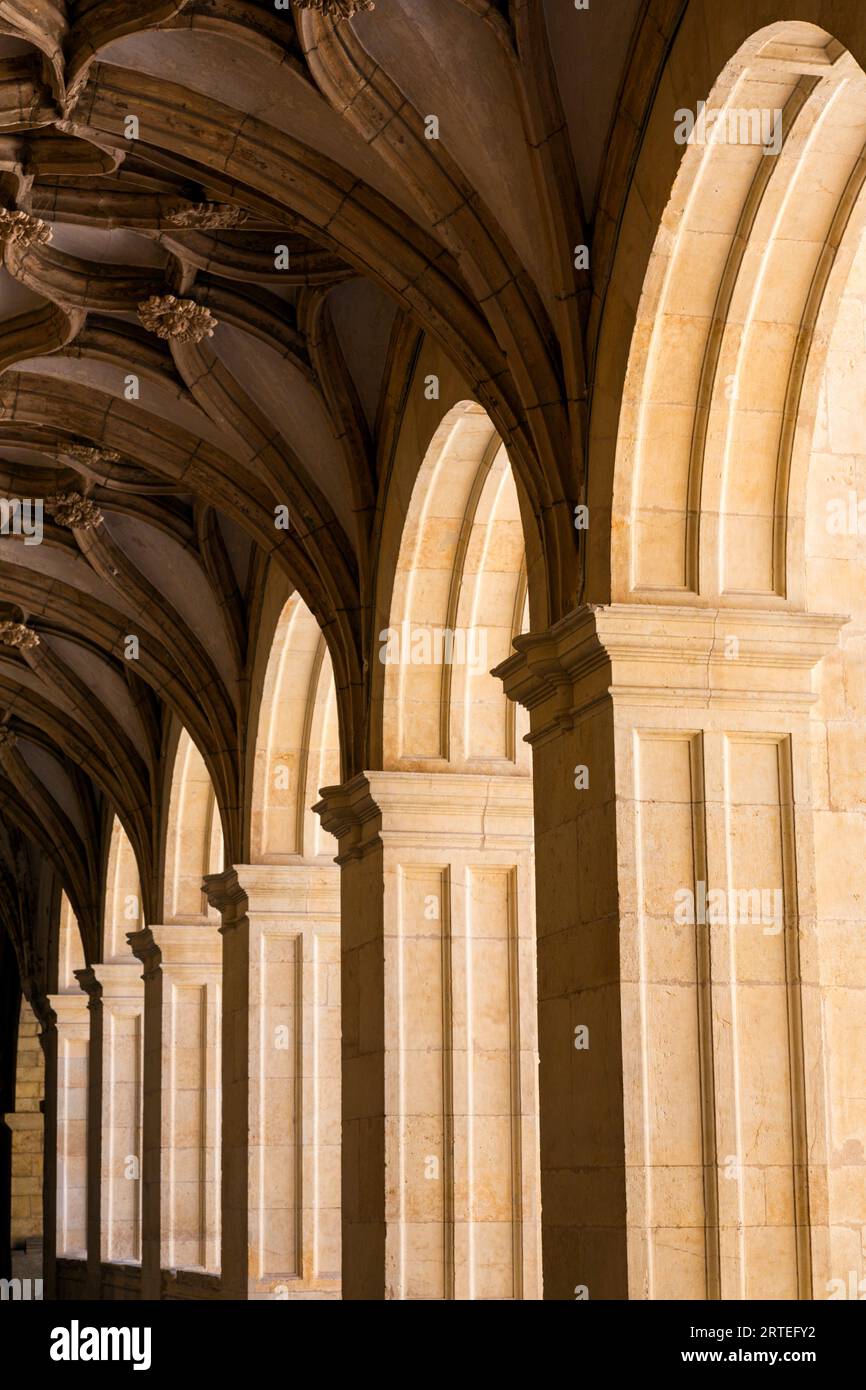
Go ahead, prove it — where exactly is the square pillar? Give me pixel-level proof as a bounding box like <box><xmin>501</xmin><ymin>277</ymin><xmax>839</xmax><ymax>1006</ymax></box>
<box><xmin>7</xmin><ymin>1001</ymin><xmax>43</xmax><ymax>1257</ymax></box>
<box><xmin>206</xmin><ymin>863</ymin><xmax>341</xmax><ymax>1300</ymax></box>
<box><xmin>44</xmin><ymin>994</ymin><xmax>90</xmax><ymax>1269</ymax></box>
<box><xmin>316</xmin><ymin>771</ymin><xmax>541</xmax><ymax>1301</ymax></box>
<box><xmin>39</xmin><ymin>1022</ymin><xmax>56</xmax><ymax>1299</ymax></box>
<box><xmin>128</xmin><ymin>926</ymin><xmax>221</xmax><ymax>1299</ymax></box>
<box><xmin>495</xmin><ymin>603</ymin><xmax>845</xmax><ymax>1299</ymax></box>
<box><xmin>76</xmin><ymin>962</ymin><xmax>144</xmax><ymax>1295</ymax></box>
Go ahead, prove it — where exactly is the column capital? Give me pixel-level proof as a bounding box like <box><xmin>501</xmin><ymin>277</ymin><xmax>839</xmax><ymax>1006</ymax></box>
<box><xmin>313</xmin><ymin>773</ymin><xmax>380</xmax><ymax>855</ymax></box>
<box><xmin>493</xmin><ymin>602</ymin><xmax>848</xmax><ymax>740</ymax></box>
<box><xmin>74</xmin><ymin>960</ymin><xmax>143</xmax><ymax>1003</ymax></box>
<box><xmin>201</xmin><ymin>867</ymin><xmax>246</xmax><ymax>921</ymax></box>
<box><xmin>45</xmin><ymin>993</ymin><xmax>90</xmax><ymax>1031</ymax></box>
<box><xmin>126</xmin><ymin>924</ymin><xmax>220</xmax><ymax>978</ymax></box>
<box><xmin>4</xmin><ymin>1110</ymin><xmax>41</xmax><ymax>1135</ymax></box>
<box><xmin>204</xmin><ymin>862</ymin><xmax>339</xmax><ymax>922</ymax></box>
<box><xmin>315</xmin><ymin>769</ymin><xmax>534</xmax><ymax>859</ymax></box>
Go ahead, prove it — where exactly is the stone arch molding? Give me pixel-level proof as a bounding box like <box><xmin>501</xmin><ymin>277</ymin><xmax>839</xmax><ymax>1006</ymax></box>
<box><xmin>376</xmin><ymin>398</ymin><xmax>530</xmax><ymax>773</ymax></box>
<box><xmin>249</xmin><ymin>591</ymin><xmax>339</xmax><ymax>864</ymax></box>
<box><xmin>163</xmin><ymin>727</ymin><xmax>223</xmax><ymax>924</ymax></box>
<box><xmin>56</xmin><ymin>891</ymin><xmax>84</xmax><ymax>993</ymax></box>
<box><xmin>102</xmin><ymin>815</ymin><xmax>144</xmax><ymax>959</ymax></box>
<box><xmin>595</xmin><ymin>19</ymin><xmax>866</xmax><ymax>606</ymax></box>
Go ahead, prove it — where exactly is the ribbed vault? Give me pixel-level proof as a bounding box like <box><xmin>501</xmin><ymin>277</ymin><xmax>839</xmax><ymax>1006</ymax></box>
<box><xmin>0</xmin><ymin>0</ymin><xmax>589</xmax><ymax>1016</ymax></box>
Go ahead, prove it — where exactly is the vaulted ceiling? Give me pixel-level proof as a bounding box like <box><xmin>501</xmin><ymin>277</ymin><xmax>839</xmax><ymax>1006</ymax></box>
<box><xmin>0</xmin><ymin>0</ymin><xmax>662</xmax><ymax>1005</ymax></box>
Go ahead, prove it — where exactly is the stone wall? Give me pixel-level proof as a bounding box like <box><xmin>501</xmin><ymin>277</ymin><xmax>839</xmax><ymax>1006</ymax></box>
<box><xmin>9</xmin><ymin>1000</ymin><xmax>44</xmax><ymax>1248</ymax></box>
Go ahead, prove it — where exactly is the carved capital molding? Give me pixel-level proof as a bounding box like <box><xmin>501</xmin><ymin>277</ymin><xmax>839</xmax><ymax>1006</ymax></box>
<box><xmin>493</xmin><ymin>603</ymin><xmax>850</xmax><ymax>742</ymax></box>
<box><xmin>315</xmin><ymin>771</ymin><xmax>533</xmax><ymax>863</ymax></box>
<box><xmin>294</xmin><ymin>0</ymin><xmax>375</xmax><ymax>17</ymax></box>
<box><xmin>0</xmin><ymin>622</ymin><xmax>40</xmax><ymax>653</ymax></box>
<box><xmin>46</xmin><ymin>493</ymin><xmax>104</xmax><ymax>530</ymax></box>
<box><xmin>128</xmin><ymin>924</ymin><xmax>220</xmax><ymax>977</ymax></box>
<box><xmin>75</xmin><ymin>961</ymin><xmax>143</xmax><ymax>1002</ymax></box>
<box><xmin>0</xmin><ymin>726</ymin><xmax>18</xmax><ymax>750</ymax></box>
<box><xmin>204</xmin><ymin>863</ymin><xmax>340</xmax><ymax>923</ymax></box>
<box><xmin>46</xmin><ymin>993</ymin><xmax>90</xmax><ymax>1030</ymax></box>
<box><xmin>0</xmin><ymin>209</ymin><xmax>52</xmax><ymax>251</ymax></box>
<box><xmin>67</xmin><ymin>444</ymin><xmax>121</xmax><ymax>467</ymax></box>
<box><xmin>166</xmin><ymin>202</ymin><xmax>250</xmax><ymax>230</ymax></box>
<box><xmin>137</xmin><ymin>294</ymin><xmax>218</xmax><ymax>344</ymax></box>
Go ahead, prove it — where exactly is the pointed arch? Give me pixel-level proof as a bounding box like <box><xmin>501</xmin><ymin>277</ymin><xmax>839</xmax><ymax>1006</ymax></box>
<box><xmin>249</xmin><ymin>591</ymin><xmax>339</xmax><ymax>863</ymax></box>
<box><xmin>163</xmin><ymin>728</ymin><xmax>224</xmax><ymax>923</ymax></box>
<box><xmin>56</xmin><ymin>890</ymin><xmax>85</xmax><ymax>993</ymax></box>
<box><xmin>102</xmin><ymin>816</ymin><xmax>144</xmax><ymax>960</ymax></box>
<box><xmin>373</xmin><ymin>398</ymin><xmax>531</xmax><ymax>772</ymax></box>
<box><xmin>590</xmin><ymin>17</ymin><xmax>866</xmax><ymax>607</ymax></box>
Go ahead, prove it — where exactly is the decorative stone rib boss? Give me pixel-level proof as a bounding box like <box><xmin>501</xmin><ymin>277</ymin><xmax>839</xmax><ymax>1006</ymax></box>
<box><xmin>137</xmin><ymin>294</ymin><xmax>219</xmax><ymax>344</ymax></box>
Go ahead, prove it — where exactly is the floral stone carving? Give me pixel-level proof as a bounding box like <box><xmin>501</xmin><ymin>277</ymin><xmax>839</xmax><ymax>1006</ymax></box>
<box><xmin>138</xmin><ymin>294</ymin><xmax>218</xmax><ymax>344</ymax></box>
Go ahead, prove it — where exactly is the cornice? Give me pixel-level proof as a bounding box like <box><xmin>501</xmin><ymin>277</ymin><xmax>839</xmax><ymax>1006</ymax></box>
<box><xmin>493</xmin><ymin>604</ymin><xmax>849</xmax><ymax>736</ymax></box>
<box><xmin>75</xmin><ymin>960</ymin><xmax>143</xmax><ymax>1001</ymax></box>
<box><xmin>204</xmin><ymin>862</ymin><xmax>339</xmax><ymax>923</ymax></box>
<box><xmin>127</xmin><ymin>923</ymin><xmax>220</xmax><ymax>973</ymax></box>
<box><xmin>315</xmin><ymin>770</ymin><xmax>534</xmax><ymax>859</ymax></box>
<box><xmin>45</xmin><ymin>991</ymin><xmax>90</xmax><ymax>1029</ymax></box>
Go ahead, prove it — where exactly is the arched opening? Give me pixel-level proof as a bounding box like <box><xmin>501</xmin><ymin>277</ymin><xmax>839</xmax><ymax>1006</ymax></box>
<box><xmin>604</xmin><ymin>23</ymin><xmax>866</xmax><ymax>608</ymax></box>
<box><xmin>103</xmin><ymin>817</ymin><xmax>144</xmax><ymax>959</ymax></box>
<box><xmin>381</xmin><ymin>400</ymin><xmax>530</xmax><ymax>771</ymax></box>
<box><xmin>87</xmin><ymin>817</ymin><xmax>146</xmax><ymax>1281</ymax></box>
<box><xmin>57</xmin><ymin>892</ymin><xmax>85</xmax><ymax>994</ymax></box>
<box><xmin>143</xmin><ymin>730</ymin><xmax>223</xmax><ymax>1285</ymax></box>
<box><xmin>250</xmin><ymin>592</ymin><xmax>340</xmax><ymax>863</ymax></box>
<box><xmin>164</xmin><ymin>729</ymin><xmax>224</xmax><ymax>923</ymax></box>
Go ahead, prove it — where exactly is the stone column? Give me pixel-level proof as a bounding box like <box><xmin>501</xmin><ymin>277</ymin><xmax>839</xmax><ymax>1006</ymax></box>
<box><xmin>40</xmin><ymin>1021</ymin><xmax>55</xmax><ymax>1298</ymax></box>
<box><xmin>128</xmin><ymin>926</ymin><xmax>221</xmax><ymax>1299</ymax></box>
<box><xmin>44</xmin><ymin>994</ymin><xmax>90</xmax><ymax>1268</ymax></box>
<box><xmin>77</xmin><ymin>963</ymin><xmax>144</xmax><ymax>1296</ymax></box>
<box><xmin>495</xmin><ymin>603</ymin><xmax>844</xmax><ymax>1300</ymax></box>
<box><xmin>205</xmin><ymin>863</ymin><xmax>341</xmax><ymax>1300</ymax></box>
<box><xmin>316</xmin><ymin>771</ymin><xmax>541</xmax><ymax>1301</ymax></box>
